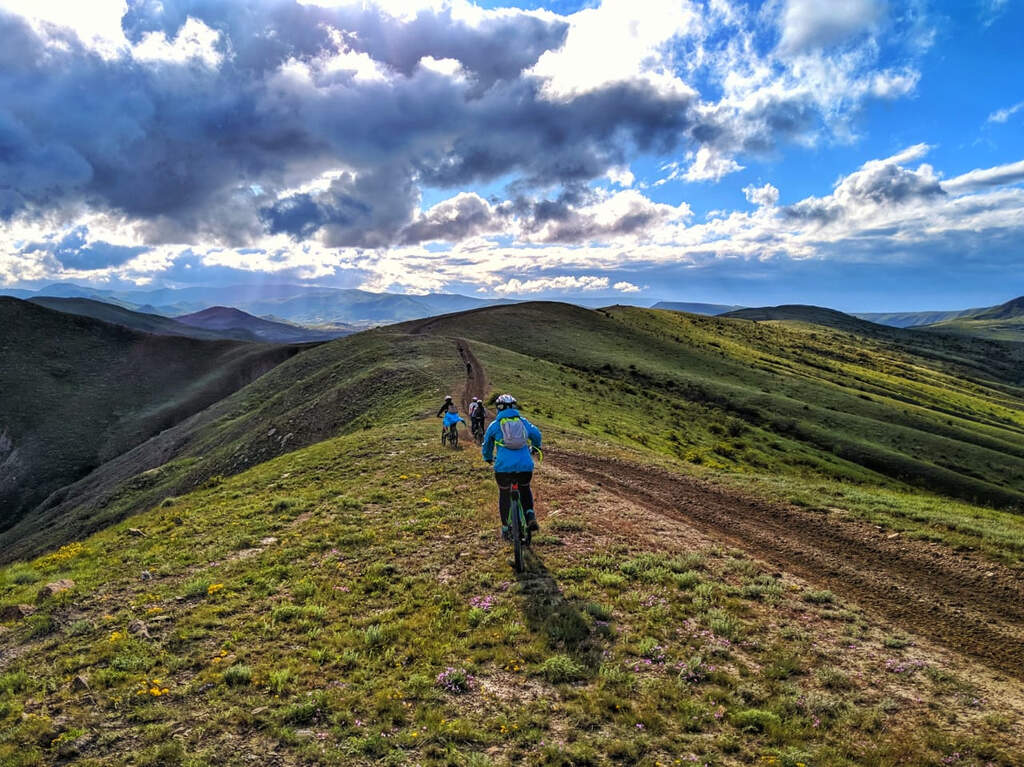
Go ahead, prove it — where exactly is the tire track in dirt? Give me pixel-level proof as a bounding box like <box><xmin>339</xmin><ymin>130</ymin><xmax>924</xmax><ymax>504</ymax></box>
<box><xmin>446</xmin><ymin>338</ymin><xmax>1024</xmax><ymax>679</ymax></box>
<box><xmin>548</xmin><ymin>448</ymin><xmax>1024</xmax><ymax>679</ymax></box>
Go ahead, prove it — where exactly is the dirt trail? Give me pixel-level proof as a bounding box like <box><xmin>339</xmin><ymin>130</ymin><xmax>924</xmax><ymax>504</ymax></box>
<box><xmin>455</xmin><ymin>339</ymin><xmax>488</xmax><ymax>411</ymax></box>
<box><xmin>451</xmin><ymin>339</ymin><xmax>1024</xmax><ymax>679</ymax></box>
<box><xmin>547</xmin><ymin>450</ymin><xmax>1024</xmax><ymax>678</ymax></box>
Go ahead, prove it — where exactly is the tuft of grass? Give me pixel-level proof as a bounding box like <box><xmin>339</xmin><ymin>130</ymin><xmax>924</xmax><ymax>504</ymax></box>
<box><xmin>539</xmin><ymin>655</ymin><xmax>586</xmax><ymax>684</ymax></box>
<box><xmin>802</xmin><ymin>589</ymin><xmax>836</xmax><ymax>604</ymax></box>
<box><xmin>223</xmin><ymin>665</ymin><xmax>253</xmax><ymax>687</ymax></box>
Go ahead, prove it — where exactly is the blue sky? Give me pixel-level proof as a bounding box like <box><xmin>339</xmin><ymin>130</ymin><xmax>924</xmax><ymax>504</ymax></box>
<box><xmin>0</xmin><ymin>0</ymin><xmax>1022</xmax><ymax>311</ymax></box>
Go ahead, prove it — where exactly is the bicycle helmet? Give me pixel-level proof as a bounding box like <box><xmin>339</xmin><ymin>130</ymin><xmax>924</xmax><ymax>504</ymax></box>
<box><xmin>444</xmin><ymin>395</ymin><xmax>453</xmax><ymax>401</ymax></box>
<box><xmin>495</xmin><ymin>393</ymin><xmax>517</xmax><ymax>410</ymax></box>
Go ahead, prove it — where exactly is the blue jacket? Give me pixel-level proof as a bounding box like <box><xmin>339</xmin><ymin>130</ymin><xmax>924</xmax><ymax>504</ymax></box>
<box><xmin>481</xmin><ymin>408</ymin><xmax>542</xmax><ymax>472</ymax></box>
<box><xmin>443</xmin><ymin>412</ymin><xmax>465</xmax><ymax>428</ymax></box>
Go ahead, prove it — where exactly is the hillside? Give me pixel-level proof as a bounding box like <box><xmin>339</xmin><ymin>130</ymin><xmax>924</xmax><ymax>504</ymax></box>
<box><xmin>923</xmin><ymin>296</ymin><xmax>1024</xmax><ymax>341</ymax></box>
<box><xmin>2</xmin><ymin>303</ymin><xmax>1023</xmax><ymax>765</ymax></box>
<box><xmin>0</xmin><ymin>298</ymin><xmax>303</xmax><ymax>531</ymax></box>
<box><xmin>854</xmin><ymin>307</ymin><xmax>979</xmax><ymax>328</ymax></box>
<box><xmin>721</xmin><ymin>304</ymin><xmax>887</xmax><ymax>334</ymax></box>
<box><xmin>174</xmin><ymin>306</ymin><xmax>353</xmax><ymax>343</ymax></box>
<box><xmin>27</xmin><ymin>297</ymin><xmax>228</xmax><ymax>340</ymax></box>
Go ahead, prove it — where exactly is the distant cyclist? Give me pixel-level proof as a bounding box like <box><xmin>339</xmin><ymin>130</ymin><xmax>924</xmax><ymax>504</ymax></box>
<box><xmin>481</xmin><ymin>394</ymin><xmax>542</xmax><ymax>540</ymax></box>
<box><xmin>435</xmin><ymin>395</ymin><xmax>454</xmax><ymax>418</ymax></box>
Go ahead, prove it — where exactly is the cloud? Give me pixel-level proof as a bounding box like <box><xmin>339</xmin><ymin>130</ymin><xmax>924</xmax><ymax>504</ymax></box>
<box><xmin>0</xmin><ymin>0</ymin><xmax>927</xmax><ymax>253</ymax></box>
<box><xmin>613</xmin><ymin>281</ymin><xmax>641</xmax><ymax>293</ymax></box>
<box><xmin>493</xmin><ymin>275</ymin><xmax>610</xmax><ymax>295</ymax></box>
<box><xmin>684</xmin><ymin>147</ymin><xmax>744</xmax><ymax>182</ymax></box>
<box><xmin>943</xmin><ymin>160</ymin><xmax>1024</xmax><ymax>194</ymax></box>
<box><xmin>778</xmin><ymin>0</ymin><xmax>884</xmax><ymax>53</ymax></box>
<box><xmin>19</xmin><ymin>226</ymin><xmax>150</xmax><ymax>271</ymax></box>
<box><xmin>520</xmin><ymin>189</ymin><xmax>691</xmax><ymax>244</ymax></box>
<box><xmin>528</xmin><ymin>0</ymin><xmax>700</xmax><ymax>99</ymax></box>
<box><xmin>398</xmin><ymin>192</ymin><xmax>501</xmax><ymax>245</ymax></box>
<box><xmin>987</xmin><ymin>101</ymin><xmax>1024</xmax><ymax>124</ymax></box>
<box><xmin>743</xmin><ymin>183</ymin><xmax>780</xmax><ymax>207</ymax></box>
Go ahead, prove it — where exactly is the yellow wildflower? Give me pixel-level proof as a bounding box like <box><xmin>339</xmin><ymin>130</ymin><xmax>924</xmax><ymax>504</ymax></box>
<box><xmin>207</xmin><ymin>583</ymin><xmax>224</xmax><ymax>595</ymax></box>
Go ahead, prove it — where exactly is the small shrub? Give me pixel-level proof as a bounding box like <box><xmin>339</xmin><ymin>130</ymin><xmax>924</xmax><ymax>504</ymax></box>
<box><xmin>0</xmin><ymin>670</ymin><xmax>30</xmax><ymax>694</ymax></box>
<box><xmin>66</xmin><ymin>619</ymin><xmax>93</xmax><ymax>636</ymax></box>
<box><xmin>673</xmin><ymin>570</ymin><xmax>701</xmax><ymax>589</ymax></box>
<box><xmin>10</xmin><ymin>569</ymin><xmax>39</xmax><ymax>585</ymax></box>
<box><xmin>182</xmin><ymin>578</ymin><xmax>211</xmax><ymax>599</ymax></box>
<box><xmin>223</xmin><ymin>665</ymin><xmax>253</xmax><ymax>687</ymax></box>
<box><xmin>292</xmin><ymin>579</ymin><xmax>318</xmax><ymax>603</ymax></box>
<box><xmin>268</xmin><ymin>668</ymin><xmax>293</xmax><ymax>694</ymax></box>
<box><xmin>802</xmin><ymin>589</ymin><xmax>835</xmax><ymax>604</ymax></box>
<box><xmin>596</xmin><ymin>572</ymin><xmax>625</xmax><ymax>588</ymax></box>
<box><xmin>731</xmin><ymin>708</ymin><xmax>781</xmax><ymax>733</ymax></box>
<box><xmin>883</xmin><ymin>633</ymin><xmax>911</xmax><ymax>649</ymax></box>
<box><xmin>584</xmin><ymin>602</ymin><xmax>612</xmax><ymax>621</ymax></box>
<box><xmin>363</xmin><ymin>623</ymin><xmax>393</xmax><ymax>650</ymax></box>
<box><xmin>272</xmin><ymin>605</ymin><xmax>303</xmax><ymax>623</ymax></box>
<box><xmin>540</xmin><ymin>655</ymin><xmax>586</xmax><ymax>683</ymax></box>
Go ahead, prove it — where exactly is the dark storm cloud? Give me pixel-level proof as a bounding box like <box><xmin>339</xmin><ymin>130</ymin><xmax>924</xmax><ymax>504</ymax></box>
<box><xmin>397</xmin><ymin>193</ymin><xmax>502</xmax><ymax>245</ymax></box>
<box><xmin>0</xmin><ymin>0</ymin><xmax>879</xmax><ymax>249</ymax></box>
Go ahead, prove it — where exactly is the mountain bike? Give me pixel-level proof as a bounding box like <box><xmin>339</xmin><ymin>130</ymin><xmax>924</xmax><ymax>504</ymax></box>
<box><xmin>508</xmin><ymin>481</ymin><xmax>532</xmax><ymax>572</ymax></box>
<box><xmin>471</xmin><ymin>419</ymin><xmax>485</xmax><ymax>445</ymax></box>
<box><xmin>446</xmin><ymin>423</ymin><xmax>459</xmax><ymax>448</ymax></box>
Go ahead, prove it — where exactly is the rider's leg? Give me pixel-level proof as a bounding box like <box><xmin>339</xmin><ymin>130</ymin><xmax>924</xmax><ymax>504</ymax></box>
<box><xmin>495</xmin><ymin>471</ymin><xmax>512</xmax><ymax>538</ymax></box>
<box><xmin>516</xmin><ymin>471</ymin><xmax>539</xmax><ymax>530</ymax></box>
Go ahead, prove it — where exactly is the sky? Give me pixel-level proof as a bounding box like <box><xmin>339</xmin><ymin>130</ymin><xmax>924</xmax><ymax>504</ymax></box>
<box><xmin>0</xmin><ymin>0</ymin><xmax>1022</xmax><ymax>311</ymax></box>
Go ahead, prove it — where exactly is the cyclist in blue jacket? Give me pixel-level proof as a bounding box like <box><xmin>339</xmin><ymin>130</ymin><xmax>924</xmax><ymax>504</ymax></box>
<box><xmin>482</xmin><ymin>394</ymin><xmax>542</xmax><ymax>539</ymax></box>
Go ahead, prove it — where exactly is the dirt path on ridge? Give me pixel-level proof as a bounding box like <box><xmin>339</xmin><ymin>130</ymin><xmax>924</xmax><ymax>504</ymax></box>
<box><xmin>455</xmin><ymin>339</ymin><xmax>489</xmax><ymax>411</ymax></box>
<box><xmin>453</xmin><ymin>339</ymin><xmax>1024</xmax><ymax>679</ymax></box>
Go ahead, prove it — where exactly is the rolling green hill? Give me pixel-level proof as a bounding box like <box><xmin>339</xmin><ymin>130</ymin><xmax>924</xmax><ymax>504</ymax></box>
<box><xmin>922</xmin><ymin>296</ymin><xmax>1024</xmax><ymax>341</ymax></box>
<box><xmin>2</xmin><ymin>301</ymin><xmax>1024</xmax><ymax>765</ymax></box>
<box><xmin>0</xmin><ymin>298</ymin><xmax>303</xmax><ymax>532</ymax></box>
<box><xmin>9</xmin><ymin>300</ymin><xmax>1024</xmax><ymax>566</ymax></box>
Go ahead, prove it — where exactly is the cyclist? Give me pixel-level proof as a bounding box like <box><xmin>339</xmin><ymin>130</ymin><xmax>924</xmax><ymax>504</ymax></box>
<box><xmin>435</xmin><ymin>395</ymin><xmax>455</xmax><ymax>418</ymax></box>
<box><xmin>481</xmin><ymin>394</ymin><xmax>542</xmax><ymax>540</ymax></box>
<box><xmin>469</xmin><ymin>397</ymin><xmax>486</xmax><ymax>436</ymax></box>
<box><xmin>442</xmin><ymin>406</ymin><xmax>466</xmax><ymax>443</ymax></box>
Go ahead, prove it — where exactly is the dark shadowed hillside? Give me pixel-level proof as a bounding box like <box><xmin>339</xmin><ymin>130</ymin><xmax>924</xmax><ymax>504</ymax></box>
<box><xmin>28</xmin><ymin>297</ymin><xmax>228</xmax><ymax>340</ymax></box>
<box><xmin>174</xmin><ymin>306</ymin><xmax>353</xmax><ymax>342</ymax></box>
<box><xmin>0</xmin><ymin>298</ymin><xmax>303</xmax><ymax>531</ymax></box>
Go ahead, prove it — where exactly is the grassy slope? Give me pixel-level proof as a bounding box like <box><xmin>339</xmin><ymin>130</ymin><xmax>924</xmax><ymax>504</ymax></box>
<box><xmin>0</xmin><ymin>330</ymin><xmax>459</xmax><ymax>564</ymax></box>
<box><xmin>3</xmin><ymin>304</ymin><xmax>1024</xmax><ymax>765</ymax></box>
<box><xmin>921</xmin><ymin>297</ymin><xmax>1024</xmax><ymax>341</ymax></box>
<box><xmin>411</xmin><ymin>303</ymin><xmax>1024</xmax><ymax>564</ymax></box>
<box><xmin>0</xmin><ymin>299</ymin><xmax>302</xmax><ymax>530</ymax></box>
<box><xmin>2</xmin><ymin>423</ymin><xmax>1022</xmax><ymax>767</ymax></box>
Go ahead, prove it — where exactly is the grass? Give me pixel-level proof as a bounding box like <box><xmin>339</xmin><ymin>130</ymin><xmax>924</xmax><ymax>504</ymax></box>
<box><xmin>0</xmin><ymin>422</ymin><xmax>1021</xmax><ymax>765</ymax></box>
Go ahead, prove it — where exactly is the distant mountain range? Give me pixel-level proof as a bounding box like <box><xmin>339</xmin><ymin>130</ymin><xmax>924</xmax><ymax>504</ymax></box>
<box><xmin>0</xmin><ymin>283</ymin><xmax>515</xmax><ymax>325</ymax></box>
<box><xmin>3</xmin><ymin>282</ymin><xmax>1023</xmax><ymax>335</ymax></box>
<box><xmin>652</xmin><ymin>301</ymin><xmax>745</xmax><ymax>315</ymax></box>
<box><xmin>27</xmin><ymin>297</ymin><xmax>352</xmax><ymax>343</ymax></box>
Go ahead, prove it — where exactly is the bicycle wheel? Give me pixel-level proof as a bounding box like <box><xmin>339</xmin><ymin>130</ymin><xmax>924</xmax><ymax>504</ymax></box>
<box><xmin>510</xmin><ymin>490</ymin><xmax>524</xmax><ymax>572</ymax></box>
<box><xmin>450</xmin><ymin>425</ymin><xmax>459</xmax><ymax>448</ymax></box>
